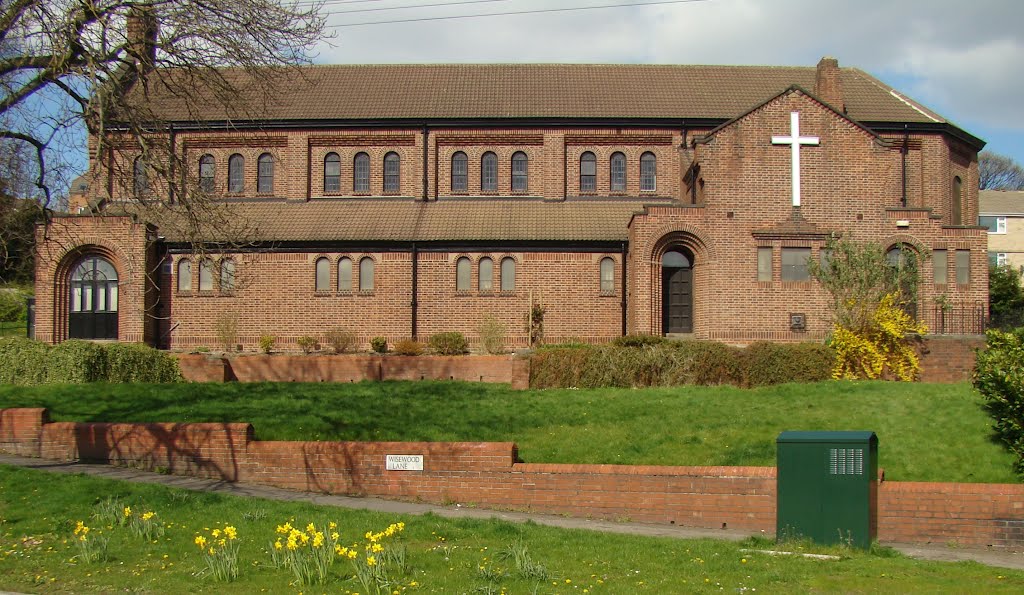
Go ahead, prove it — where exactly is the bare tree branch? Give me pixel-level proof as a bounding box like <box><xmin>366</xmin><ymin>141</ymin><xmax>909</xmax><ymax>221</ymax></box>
<box><xmin>980</xmin><ymin>150</ymin><xmax>1024</xmax><ymax>191</ymax></box>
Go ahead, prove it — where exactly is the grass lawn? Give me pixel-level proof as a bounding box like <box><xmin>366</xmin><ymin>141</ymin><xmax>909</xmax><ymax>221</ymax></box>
<box><xmin>0</xmin><ymin>380</ymin><xmax>1016</xmax><ymax>483</ymax></box>
<box><xmin>1</xmin><ymin>465</ymin><xmax>1022</xmax><ymax>594</ymax></box>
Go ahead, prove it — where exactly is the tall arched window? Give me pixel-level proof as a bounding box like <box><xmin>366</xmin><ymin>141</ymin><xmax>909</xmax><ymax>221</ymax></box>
<box><xmin>133</xmin><ymin>157</ymin><xmax>148</xmax><ymax>196</ymax></box>
<box><xmin>198</xmin><ymin>259</ymin><xmax>214</xmax><ymax>291</ymax></box>
<box><xmin>354</xmin><ymin>152</ymin><xmax>370</xmax><ymax>192</ymax></box>
<box><xmin>383</xmin><ymin>152</ymin><xmax>400</xmax><ymax>192</ymax></box>
<box><xmin>456</xmin><ymin>257</ymin><xmax>471</xmax><ymax>291</ymax></box>
<box><xmin>359</xmin><ymin>257</ymin><xmax>374</xmax><ymax>292</ymax></box>
<box><xmin>324</xmin><ymin>152</ymin><xmax>341</xmax><ymax>193</ymax></box>
<box><xmin>640</xmin><ymin>152</ymin><xmax>657</xmax><ymax>191</ymax></box>
<box><xmin>199</xmin><ymin>154</ymin><xmax>215</xmax><ymax>193</ymax></box>
<box><xmin>610</xmin><ymin>152</ymin><xmax>626</xmax><ymax>192</ymax></box>
<box><xmin>69</xmin><ymin>256</ymin><xmax>119</xmax><ymax>339</ymax></box>
<box><xmin>315</xmin><ymin>257</ymin><xmax>330</xmax><ymax>292</ymax></box>
<box><xmin>580</xmin><ymin>152</ymin><xmax>596</xmax><ymax>192</ymax></box>
<box><xmin>257</xmin><ymin>153</ymin><xmax>274</xmax><ymax>193</ymax></box>
<box><xmin>481</xmin><ymin>152</ymin><xmax>498</xmax><ymax>192</ymax></box>
<box><xmin>500</xmin><ymin>257</ymin><xmax>516</xmax><ymax>292</ymax></box>
<box><xmin>479</xmin><ymin>257</ymin><xmax>493</xmax><ymax>292</ymax></box>
<box><xmin>228</xmin><ymin>154</ymin><xmax>244</xmax><ymax>193</ymax></box>
<box><xmin>451</xmin><ymin>152</ymin><xmax>468</xmax><ymax>192</ymax></box>
<box><xmin>220</xmin><ymin>259</ymin><xmax>235</xmax><ymax>292</ymax></box>
<box><xmin>600</xmin><ymin>257</ymin><xmax>615</xmax><ymax>293</ymax></box>
<box><xmin>338</xmin><ymin>257</ymin><xmax>353</xmax><ymax>291</ymax></box>
<box><xmin>177</xmin><ymin>259</ymin><xmax>192</xmax><ymax>291</ymax></box>
<box><xmin>511</xmin><ymin>152</ymin><xmax>528</xmax><ymax>192</ymax></box>
<box><xmin>951</xmin><ymin>176</ymin><xmax>963</xmax><ymax>225</ymax></box>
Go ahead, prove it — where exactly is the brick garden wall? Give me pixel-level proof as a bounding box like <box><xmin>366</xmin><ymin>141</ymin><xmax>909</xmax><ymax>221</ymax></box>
<box><xmin>3</xmin><ymin>408</ymin><xmax>1022</xmax><ymax>547</ymax></box>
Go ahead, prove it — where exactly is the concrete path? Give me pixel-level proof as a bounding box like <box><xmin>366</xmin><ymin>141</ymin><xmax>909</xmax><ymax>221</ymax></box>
<box><xmin>2</xmin><ymin>453</ymin><xmax>1023</xmax><ymax>571</ymax></box>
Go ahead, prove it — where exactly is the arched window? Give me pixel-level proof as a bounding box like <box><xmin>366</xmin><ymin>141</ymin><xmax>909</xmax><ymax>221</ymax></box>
<box><xmin>600</xmin><ymin>257</ymin><xmax>615</xmax><ymax>293</ymax></box>
<box><xmin>580</xmin><ymin>152</ymin><xmax>596</xmax><ymax>192</ymax></box>
<box><xmin>610</xmin><ymin>152</ymin><xmax>626</xmax><ymax>192</ymax></box>
<box><xmin>640</xmin><ymin>152</ymin><xmax>657</xmax><ymax>191</ymax></box>
<box><xmin>451</xmin><ymin>152</ymin><xmax>468</xmax><ymax>192</ymax></box>
<box><xmin>353</xmin><ymin>152</ymin><xmax>370</xmax><ymax>192</ymax></box>
<box><xmin>315</xmin><ymin>257</ymin><xmax>330</xmax><ymax>292</ymax></box>
<box><xmin>951</xmin><ymin>176</ymin><xmax>963</xmax><ymax>225</ymax></box>
<box><xmin>359</xmin><ymin>257</ymin><xmax>374</xmax><ymax>292</ymax></box>
<box><xmin>228</xmin><ymin>154</ymin><xmax>244</xmax><ymax>193</ymax></box>
<box><xmin>257</xmin><ymin>153</ymin><xmax>274</xmax><ymax>193</ymax></box>
<box><xmin>199</xmin><ymin>154</ymin><xmax>215</xmax><ymax>193</ymax></box>
<box><xmin>220</xmin><ymin>259</ymin><xmax>235</xmax><ymax>292</ymax></box>
<box><xmin>479</xmin><ymin>257</ymin><xmax>493</xmax><ymax>292</ymax></box>
<box><xmin>456</xmin><ymin>257</ymin><xmax>471</xmax><ymax>291</ymax></box>
<box><xmin>481</xmin><ymin>152</ymin><xmax>498</xmax><ymax>192</ymax></box>
<box><xmin>500</xmin><ymin>257</ymin><xmax>515</xmax><ymax>292</ymax></box>
<box><xmin>324</xmin><ymin>152</ymin><xmax>341</xmax><ymax>193</ymax></box>
<box><xmin>69</xmin><ymin>256</ymin><xmax>119</xmax><ymax>340</ymax></box>
<box><xmin>338</xmin><ymin>257</ymin><xmax>352</xmax><ymax>291</ymax></box>
<box><xmin>133</xmin><ymin>157</ymin><xmax>148</xmax><ymax>196</ymax></box>
<box><xmin>511</xmin><ymin>152</ymin><xmax>528</xmax><ymax>192</ymax></box>
<box><xmin>383</xmin><ymin>152</ymin><xmax>400</xmax><ymax>192</ymax></box>
<box><xmin>177</xmin><ymin>259</ymin><xmax>192</xmax><ymax>291</ymax></box>
<box><xmin>198</xmin><ymin>259</ymin><xmax>214</xmax><ymax>291</ymax></box>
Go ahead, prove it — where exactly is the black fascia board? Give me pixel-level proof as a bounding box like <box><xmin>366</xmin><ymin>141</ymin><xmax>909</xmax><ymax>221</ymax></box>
<box><xmin>860</xmin><ymin>121</ymin><xmax>986</xmax><ymax>151</ymax></box>
<box><xmin>128</xmin><ymin>117</ymin><xmax>727</xmax><ymax>132</ymax></box>
<box><xmin>164</xmin><ymin>239</ymin><xmax>625</xmax><ymax>254</ymax></box>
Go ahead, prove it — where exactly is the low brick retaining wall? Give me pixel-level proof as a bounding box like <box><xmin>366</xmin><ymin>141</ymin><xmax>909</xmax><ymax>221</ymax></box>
<box><xmin>3</xmin><ymin>408</ymin><xmax>1021</xmax><ymax>547</ymax></box>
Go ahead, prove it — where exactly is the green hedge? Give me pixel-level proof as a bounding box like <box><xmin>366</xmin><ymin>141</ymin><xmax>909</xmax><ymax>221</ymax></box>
<box><xmin>0</xmin><ymin>338</ymin><xmax>181</xmax><ymax>385</ymax></box>
<box><xmin>973</xmin><ymin>328</ymin><xmax>1024</xmax><ymax>475</ymax></box>
<box><xmin>530</xmin><ymin>340</ymin><xmax>834</xmax><ymax>389</ymax></box>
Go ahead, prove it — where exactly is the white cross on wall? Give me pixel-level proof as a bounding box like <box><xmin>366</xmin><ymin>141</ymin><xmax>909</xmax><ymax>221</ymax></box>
<box><xmin>771</xmin><ymin>111</ymin><xmax>820</xmax><ymax>207</ymax></box>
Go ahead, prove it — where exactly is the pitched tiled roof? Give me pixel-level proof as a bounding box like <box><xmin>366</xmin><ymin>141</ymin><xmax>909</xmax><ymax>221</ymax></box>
<box><xmin>140</xmin><ymin>63</ymin><xmax>946</xmax><ymax>125</ymax></box>
<box><xmin>980</xmin><ymin>190</ymin><xmax>1024</xmax><ymax>215</ymax></box>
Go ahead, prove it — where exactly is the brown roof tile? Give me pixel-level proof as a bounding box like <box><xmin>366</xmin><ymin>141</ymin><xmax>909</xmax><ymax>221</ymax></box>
<box><xmin>980</xmin><ymin>190</ymin><xmax>1024</xmax><ymax>215</ymax></box>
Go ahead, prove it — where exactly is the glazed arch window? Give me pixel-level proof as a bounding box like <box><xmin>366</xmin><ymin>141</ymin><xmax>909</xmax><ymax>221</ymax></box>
<box><xmin>951</xmin><ymin>176</ymin><xmax>963</xmax><ymax>225</ymax></box>
<box><xmin>359</xmin><ymin>257</ymin><xmax>375</xmax><ymax>292</ymax></box>
<box><xmin>640</xmin><ymin>152</ymin><xmax>657</xmax><ymax>191</ymax></box>
<box><xmin>481</xmin><ymin>152</ymin><xmax>498</xmax><ymax>192</ymax></box>
<box><xmin>456</xmin><ymin>257</ymin><xmax>471</xmax><ymax>291</ymax></box>
<box><xmin>511</xmin><ymin>152</ymin><xmax>528</xmax><ymax>192</ymax></box>
<box><xmin>257</xmin><ymin>153</ymin><xmax>274</xmax><ymax>193</ymax></box>
<box><xmin>220</xmin><ymin>258</ymin><xmax>235</xmax><ymax>292</ymax></box>
<box><xmin>228</xmin><ymin>154</ymin><xmax>244</xmax><ymax>193</ymax></box>
<box><xmin>500</xmin><ymin>257</ymin><xmax>516</xmax><ymax>292</ymax></box>
<box><xmin>315</xmin><ymin>257</ymin><xmax>330</xmax><ymax>292</ymax></box>
<box><xmin>383</xmin><ymin>152</ymin><xmax>400</xmax><ymax>192</ymax></box>
<box><xmin>600</xmin><ymin>257</ymin><xmax>615</xmax><ymax>293</ymax></box>
<box><xmin>610</xmin><ymin>152</ymin><xmax>626</xmax><ymax>192</ymax></box>
<box><xmin>451</xmin><ymin>152</ymin><xmax>468</xmax><ymax>192</ymax></box>
<box><xmin>324</xmin><ymin>152</ymin><xmax>341</xmax><ymax>193</ymax></box>
<box><xmin>198</xmin><ymin>259</ymin><xmax>214</xmax><ymax>291</ymax></box>
<box><xmin>177</xmin><ymin>259</ymin><xmax>192</xmax><ymax>291</ymax></box>
<box><xmin>354</xmin><ymin>152</ymin><xmax>370</xmax><ymax>192</ymax></box>
<box><xmin>133</xmin><ymin>157</ymin><xmax>149</xmax><ymax>196</ymax></box>
<box><xmin>199</xmin><ymin>154</ymin><xmax>215</xmax><ymax>193</ymax></box>
<box><xmin>338</xmin><ymin>257</ymin><xmax>353</xmax><ymax>291</ymax></box>
<box><xmin>479</xmin><ymin>257</ymin><xmax>493</xmax><ymax>292</ymax></box>
<box><xmin>68</xmin><ymin>256</ymin><xmax>119</xmax><ymax>340</ymax></box>
<box><xmin>580</xmin><ymin>152</ymin><xmax>596</xmax><ymax>192</ymax></box>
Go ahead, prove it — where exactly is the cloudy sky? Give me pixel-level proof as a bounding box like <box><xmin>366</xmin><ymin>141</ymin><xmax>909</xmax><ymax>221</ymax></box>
<box><xmin>313</xmin><ymin>0</ymin><xmax>1024</xmax><ymax>167</ymax></box>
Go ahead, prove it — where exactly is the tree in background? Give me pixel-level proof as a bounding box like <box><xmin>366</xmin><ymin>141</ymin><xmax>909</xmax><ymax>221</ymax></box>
<box><xmin>0</xmin><ymin>139</ymin><xmax>40</xmax><ymax>284</ymax></box>
<box><xmin>989</xmin><ymin>264</ymin><xmax>1024</xmax><ymax>330</ymax></box>
<box><xmin>979</xmin><ymin>151</ymin><xmax>1024</xmax><ymax>190</ymax></box>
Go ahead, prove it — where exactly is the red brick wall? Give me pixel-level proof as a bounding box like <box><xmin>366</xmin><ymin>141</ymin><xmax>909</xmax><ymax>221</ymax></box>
<box><xmin>3</xmin><ymin>408</ymin><xmax>1023</xmax><ymax>547</ymax></box>
<box><xmin>918</xmin><ymin>336</ymin><xmax>985</xmax><ymax>383</ymax></box>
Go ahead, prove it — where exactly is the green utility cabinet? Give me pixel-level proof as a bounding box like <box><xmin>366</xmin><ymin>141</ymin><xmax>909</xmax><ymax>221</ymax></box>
<box><xmin>776</xmin><ymin>431</ymin><xmax>878</xmax><ymax>549</ymax></box>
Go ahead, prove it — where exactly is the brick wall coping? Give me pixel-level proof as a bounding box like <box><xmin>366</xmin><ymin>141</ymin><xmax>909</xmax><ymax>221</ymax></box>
<box><xmin>514</xmin><ymin>463</ymin><xmax>776</xmax><ymax>477</ymax></box>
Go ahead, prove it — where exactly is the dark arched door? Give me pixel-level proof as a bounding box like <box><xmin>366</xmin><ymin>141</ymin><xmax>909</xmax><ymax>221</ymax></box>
<box><xmin>69</xmin><ymin>256</ymin><xmax>119</xmax><ymax>340</ymax></box>
<box><xmin>662</xmin><ymin>249</ymin><xmax>693</xmax><ymax>334</ymax></box>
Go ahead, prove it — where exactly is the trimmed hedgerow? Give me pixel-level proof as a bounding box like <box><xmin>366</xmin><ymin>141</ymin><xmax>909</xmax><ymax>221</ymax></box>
<box><xmin>46</xmin><ymin>340</ymin><xmax>108</xmax><ymax>384</ymax></box>
<box><xmin>105</xmin><ymin>343</ymin><xmax>182</xmax><ymax>383</ymax></box>
<box><xmin>0</xmin><ymin>337</ymin><xmax>50</xmax><ymax>385</ymax></box>
<box><xmin>0</xmin><ymin>338</ymin><xmax>181</xmax><ymax>385</ymax></box>
<box><xmin>743</xmin><ymin>341</ymin><xmax>836</xmax><ymax>387</ymax></box>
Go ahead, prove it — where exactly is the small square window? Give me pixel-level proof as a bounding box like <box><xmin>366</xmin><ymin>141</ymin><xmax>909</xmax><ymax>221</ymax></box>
<box><xmin>781</xmin><ymin>248</ymin><xmax>811</xmax><ymax>282</ymax></box>
<box><xmin>979</xmin><ymin>216</ymin><xmax>1007</xmax><ymax>234</ymax></box>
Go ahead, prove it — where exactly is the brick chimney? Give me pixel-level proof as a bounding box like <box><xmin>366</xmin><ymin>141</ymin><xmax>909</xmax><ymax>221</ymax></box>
<box><xmin>814</xmin><ymin>56</ymin><xmax>845</xmax><ymax>113</ymax></box>
<box><xmin>126</xmin><ymin>6</ymin><xmax>158</xmax><ymax>72</ymax></box>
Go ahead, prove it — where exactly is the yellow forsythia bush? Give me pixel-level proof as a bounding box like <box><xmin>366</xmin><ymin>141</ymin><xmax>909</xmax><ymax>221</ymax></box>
<box><xmin>830</xmin><ymin>293</ymin><xmax>926</xmax><ymax>381</ymax></box>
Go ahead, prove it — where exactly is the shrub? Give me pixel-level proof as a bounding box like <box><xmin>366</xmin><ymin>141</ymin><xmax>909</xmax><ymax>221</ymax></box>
<box><xmin>46</xmin><ymin>340</ymin><xmax>108</xmax><ymax>383</ymax></box>
<box><xmin>0</xmin><ymin>337</ymin><xmax>49</xmax><ymax>385</ymax></box>
<box><xmin>324</xmin><ymin>328</ymin><xmax>358</xmax><ymax>354</ymax></box>
<box><xmin>370</xmin><ymin>336</ymin><xmax>388</xmax><ymax>353</ymax></box>
<box><xmin>215</xmin><ymin>313</ymin><xmax>239</xmax><ymax>352</ymax></box>
<box><xmin>830</xmin><ymin>293</ymin><xmax>926</xmax><ymax>381</ymax></box>
<box><xmin>0</xmin><ymin>288</ymin><xmax>27</xmax><ymax>322</ymax></box>
<box><xmin>296</xmin><ymin>335</ymin><xmax>318</xmax><ymax>354</ymax></box>
<box><xmin>478</xmin><ymin>315</ymin><xmax>507</xmax><ymax>354</ymax></box>
<box><xmin>428</xmin><ymin>332</ymin><xmax>468</xmax><ymax>355</ymax></box>
<box><xmin>612</xmin><ymin>334</ymin><xmax>666</xmax><ymax>348</ymax></box>
<box><xmin>392</xmin><ymin>339</ymin><xmax>423</xmax><ymax>356</ymax></box>
<box><xmin>105</xmin><ymin>343</ymin><xmax>182</xmax><ymax>383</ymax></box>
<box><xmin>259</xmin><ymin>333</ymin><xmax>276</xmax><ymax>354</ymax></box>
<box><xmin>0</xmin><ymin>339</ymin><xmax>181</xmax><ymax>385</ymax></box>
<box><xmin>974</xmin><ymin>327</ymin><xmax>1024</xmax><ymax>475</ymax></box>
<box><xmin>742</xmin><ymin>341</ymin><xmax>835</xmax><ymax>387</ymax></box>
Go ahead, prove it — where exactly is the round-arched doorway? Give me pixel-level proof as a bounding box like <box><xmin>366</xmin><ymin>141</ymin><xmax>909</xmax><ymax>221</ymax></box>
<box><xmin>68</xmin><ymin>255</ymin><xmax>119</xmax><ymax>339</ymax></box>
<box><xmin>662</xmin><ymin>248</ymin><xmax>694</xmax><ymax>334</ymax></box>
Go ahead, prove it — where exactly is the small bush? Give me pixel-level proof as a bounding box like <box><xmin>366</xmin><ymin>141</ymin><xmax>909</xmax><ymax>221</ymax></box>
<box><xmin>259</xmin><ymin>334</ymin><xmax>276</xmax><ymax>354</ymax></box>
<box><xmin>324</xmin><ymin>328</ymin><xmax>358</xmax><ymax>354</ymax></box>
<box><xmin>0</xmin><ymin>337</ymin><xmax>49</xmax><ymax>385</ymax></box>
<box><xmin>47</xmin><ymin>340</ymin><xmax>108</xmax><ymax>383</ymax></box>
<box><xmin>428</xmin><ymin>332</ymin><xmax>468</xmax><ymax>355</ymax></box>
<box><xmin>214</xmin><ymin>313</ymin><xmax>239</xmax><ymax>352</ymax></box>
<box><xmin>296</xmin><ymin>335</ymin><xmax>318</xmax><ymax>354</ymax></box>
<box><xmin>392</xmin><ymin>339</ymin><xmax>423</xmax><ymax>356</ymax></box>
<box><xmin>612</xmin><ymin>334</ymin><xmax>666</xmax><ymax>348</ymax></box>
<box><xmin>105</xmin><ymin>343</ymin><xmax>182</xmax><ymax>383</ymax></box>
<box><xmin>0</xmin><ymin>288</ymin><xmax>28</xmax><ymax>322</ymax></box>
<box><xmin>478</xmin><ymin>315</ymin><xmax>507</xmax><ymax>354</ymax></box>
<box><xmin>974</xmin><ymin>327</ymin><xmax>1024</xmax><ymax>475</ymax></box>
<box><xmin>742</xmin><ymin>342</ymin><xmax>835</xmax><ymax>387</ymax></box>
<box><xmin>370</xmin><ymin>336</ymin><xmax>388</xmax><ymax>353</ymax></box>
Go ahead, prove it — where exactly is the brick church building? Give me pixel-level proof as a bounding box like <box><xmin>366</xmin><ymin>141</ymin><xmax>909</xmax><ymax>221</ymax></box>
<box><xmin>36</xmin><ymin>57</ymin><xmax>987</xmax><ymax>350</ymax></box>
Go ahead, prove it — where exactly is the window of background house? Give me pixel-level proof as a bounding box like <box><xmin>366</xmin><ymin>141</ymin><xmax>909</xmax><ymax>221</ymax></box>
<box><xmin>220</xmin><ymin>259</ymin><xmax>235</xmax><ymax>292</ymax></box>
<box><xmin>481</xmin><ymin>152</ymin><xmax>497</xmax><ymax>192</ymax></box>
<box><xmin>610</xmin><ymin>152</ymin><xmax>626</xmax><ymax>192</ymax></box>
<box><xmin>315</xmin><ymin>257</ymin><xmax>330</xmax><ymax>292</ymax></box>
<box><xmin>501</xmin><ymin>257</ymin><xmax>515</xmax><ymax>292</ymax></box>
<box><xmin>228</xmin><ymin>154</ymin><xmax>244</xmax><ymax>193</ymax></box>
<box><xmin>956</xmin><ymin>250</ymin><xmax>970</xmax><ymax>285</ymax></box>
<box><xmin>757</xmin><ymin>247</ymin><xmax>772</xmax><ymax>282</ymax></box>
<box><xmin>359</xmin><ymin>257</ymin><xmax>374</xmax><ymax>292</ymax></box>
<box><xmin>511</xmin><ymin>152</ymin><xmax>528</xmax><ymax>192</ymax></box>
<box><xmin>979</xmin><ymin>216</ymin><xmax>1007</xmax><ymax>234</ymax></box>
<box><xmin>781</xmin><ymin>248</ymin><xmax>811</xmax><ymax>281</ymax></box>
<box><xmin>600</xmin><ymin>257</ymin><xmax>615</xmax><ymax>293</ymax></box>
<box><xmin>338</xmin><ymin>257</ymin><xmax>352</xmax><ymax>291</ymax></box>
<box><xmin>199</xmin><ymin>154</ymin><xmax>215</xmax><ymax>193</ymax></box>
<box><xmin>933</xmin><ymin>249</ymin><xmax>947</xmax><ymax>285</ymax></box>
<box><xmin>324</xmin><ymin>152</ymin><xmax>341</xmax><ymax>193</ymax></box>
<box><xmin>456</xmin><ymin>257</ymin><xmax>471</xmax><ymax>291</ymax></box>
<box><xmin>640</xmin><ymin>152</ymin><xmax>657</xmax><ymax>191</ymax></box>
<box><xmin>451</xmin><ymin>152</ymin><xmax>468</xmax><ymax>192</ymax></box>
<box><xmin>383</xmin><ymin>152</ymin><xmax>400</xmax><ymax>192</ymax></box>
<box><xmin>354</xmin><ymin>153</ymin><xmax>370</xmax><ymax>192</ymax></box>
<box><xmin>580</xmin><ymin>152</ymin><xmax>596</xmax><ymax>192</ymax></box>
<box><xmin>177</xmin><ymin>259</ymin><xmax>192</xmax><ymax>291</ymax></box>
<box><xmin>257</xmin><ymin>153</ymin><xmax>274</xmax><ymax>193</ymax></box>
<box><xmin>479</xmin><ymin>257</ymin><xmax>493</xmax><ymax>292</ymax></box>
<box><xmin>199</xmin><ymin>259</ymin><xmax>214</xmax><ymax>291</ymax></box>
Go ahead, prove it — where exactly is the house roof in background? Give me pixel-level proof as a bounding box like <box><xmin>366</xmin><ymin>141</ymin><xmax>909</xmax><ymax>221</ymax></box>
<box><xmin>980</xmin><ymin>190</ymin><xmax>1024</xmax><ymax>215</ymax></box>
